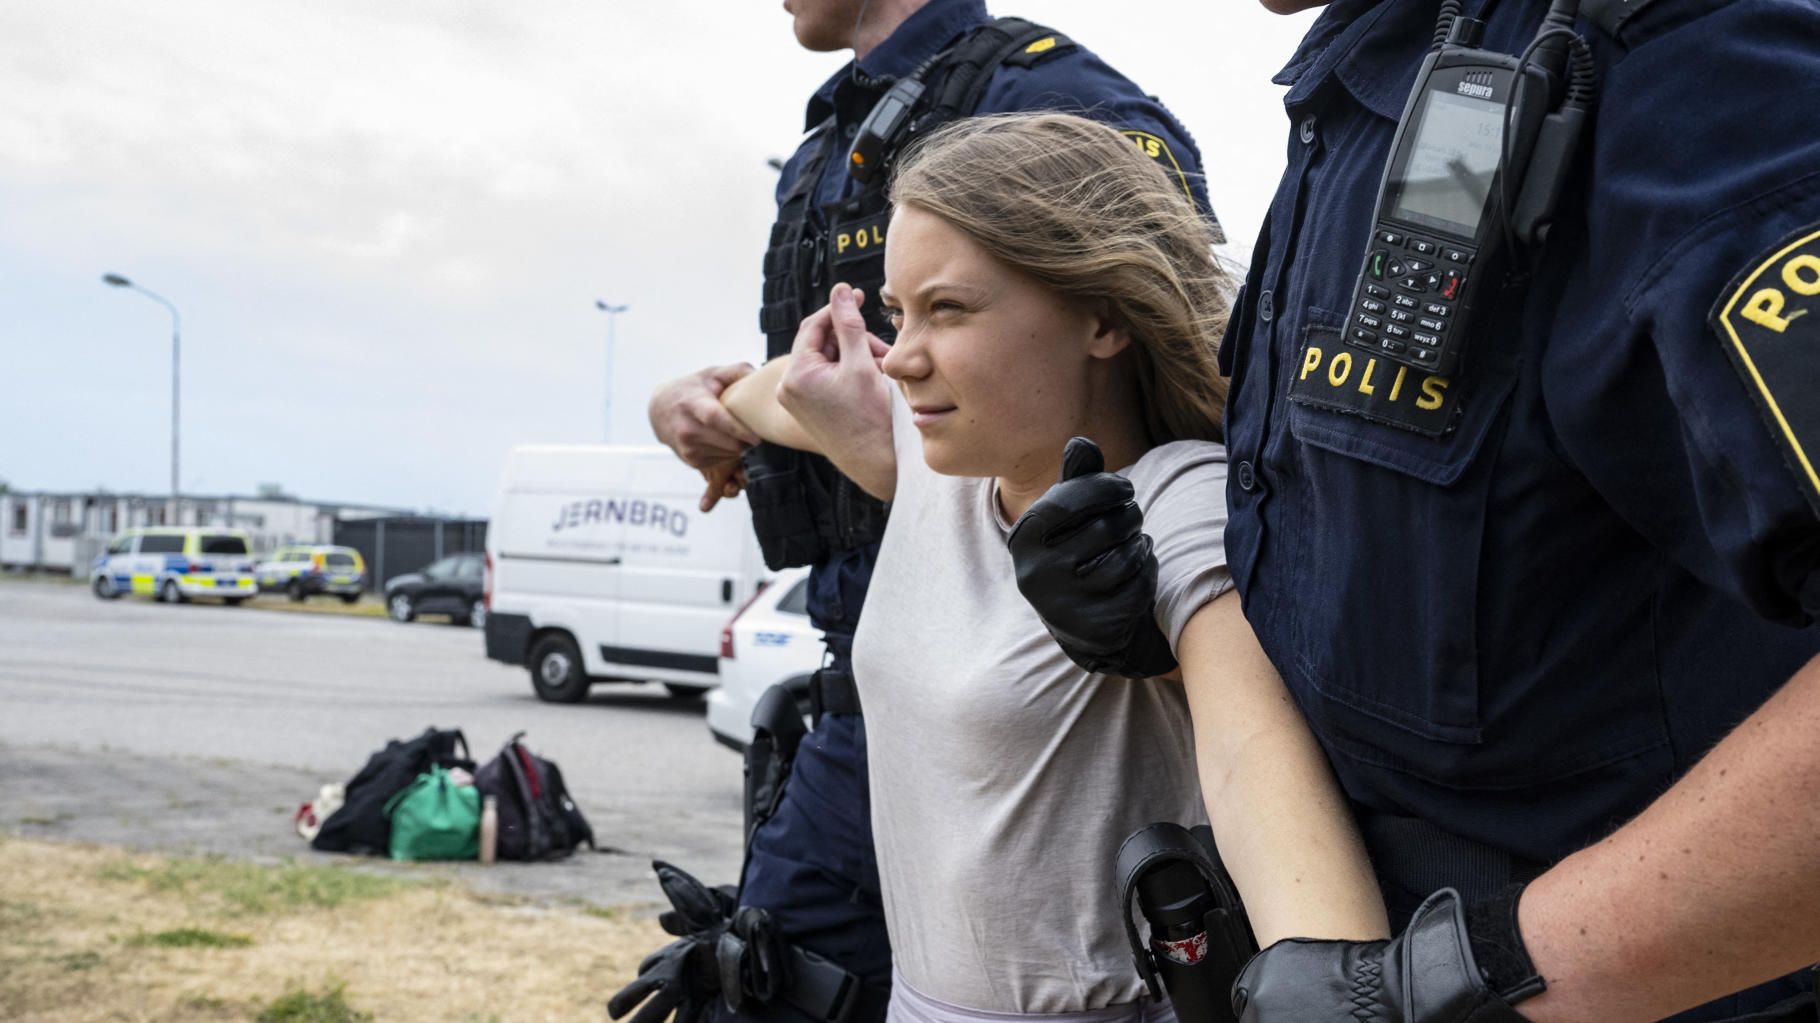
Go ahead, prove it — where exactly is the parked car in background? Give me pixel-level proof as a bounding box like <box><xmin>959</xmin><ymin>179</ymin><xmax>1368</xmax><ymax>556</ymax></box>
<box><xmin>90</xmin><ymin>527</ymin><xmax>258</xmax><ymax>605</ymax></box>
<box><xmin>705</xmin><ymin>567</ymin><xmax>822</xmax><ymax>751</ymax></box>
<box><xmin>385</xmin><ymin>553</ymin><xmax>486</xmax><ymax>626</ymax></box>
<box><xmin>483</xmin><ymin>444</ymin><xmax>771</xmax><ymax>704</ymax></box>
<box><xmin>256</xmin><ymin>545</ymin><xmax>366</xmax><ymax>602</ymax></box>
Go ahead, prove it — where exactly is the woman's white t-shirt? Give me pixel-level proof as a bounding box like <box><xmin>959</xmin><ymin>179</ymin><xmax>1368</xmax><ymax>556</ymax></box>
<box><xmin>852</xmin><ymin>388</ymin><xmax>1233</xmax><ymax>1014</ymax></box>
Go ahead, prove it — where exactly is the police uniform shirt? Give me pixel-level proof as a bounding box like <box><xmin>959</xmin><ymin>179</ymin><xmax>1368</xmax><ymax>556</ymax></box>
<box><xmin>1219</xmin><ymin>0</ymin><xmax>1820</xmax><ymax>1005</ymax></box>
<box><xmin>771</xmin><ymin>0</ymin><xmax>1215</xmax><ymax>659</ymax></box>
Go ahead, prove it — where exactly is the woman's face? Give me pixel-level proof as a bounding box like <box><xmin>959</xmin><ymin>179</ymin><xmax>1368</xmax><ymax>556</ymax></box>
<box><xmin>879</xmin><ymin>205</ymin><xmax>1125</xmax><ymax>480</ymax></box>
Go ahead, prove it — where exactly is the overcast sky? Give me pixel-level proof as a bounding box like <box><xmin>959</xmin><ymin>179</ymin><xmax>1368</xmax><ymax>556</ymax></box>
<box><xmin>1</xmin><ymin>1</ymin><xmax>1320</xmax><ymax>516</ymax></box>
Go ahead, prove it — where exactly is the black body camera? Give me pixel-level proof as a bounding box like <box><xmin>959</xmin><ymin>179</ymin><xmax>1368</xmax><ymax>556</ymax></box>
<box><xmin>1345</xmin><ymin>4</ymin><xmax>1591</xmax><ymax>378</ymax></box>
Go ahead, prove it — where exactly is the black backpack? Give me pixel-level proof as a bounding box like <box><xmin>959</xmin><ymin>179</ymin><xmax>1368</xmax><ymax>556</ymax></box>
<box><xmin>475</xmin><ymin>732</ymin><xmax>593</xmax><ymax>861</ymax></box>
<box><xmin>313</xmin><ymin>727</ymin><xmax>472</xmax><ymax>856</ymax></box>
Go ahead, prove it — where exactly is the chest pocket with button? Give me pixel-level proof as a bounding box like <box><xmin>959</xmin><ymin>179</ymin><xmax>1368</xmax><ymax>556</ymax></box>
<box><xmin>1279</xmin><ymin>295</ymin><xmax>1522</xmax><ymax>778</ymax></box>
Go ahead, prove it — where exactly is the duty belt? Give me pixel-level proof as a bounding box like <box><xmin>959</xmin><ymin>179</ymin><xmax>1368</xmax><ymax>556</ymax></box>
<box><xmin>809</xmin><ymin>668</ymin><xmax>863</xmax><ymax>723</ymax></box>
<box><xmin>1357</xmin><ymin>811</ymin><xmax>1545</xmax><ymax>923</ymax></box>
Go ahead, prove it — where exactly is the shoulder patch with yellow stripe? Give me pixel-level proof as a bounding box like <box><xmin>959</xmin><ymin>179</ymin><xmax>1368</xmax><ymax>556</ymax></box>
<box><xmin>1711</xmin><ymin>222</ymin><xmax>1820</xmax><ymax>517</ymax></box>
<box><xmin>999</xmin><ymin>31</ymin><xmax>1076</xmax><ymax>69</ymax></box>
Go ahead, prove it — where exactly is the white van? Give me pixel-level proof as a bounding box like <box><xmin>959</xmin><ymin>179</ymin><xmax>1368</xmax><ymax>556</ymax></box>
<box><xmin>483</xmin><ymin>444</ymin><xmax>770</xmax><ymax>703</ymax></box>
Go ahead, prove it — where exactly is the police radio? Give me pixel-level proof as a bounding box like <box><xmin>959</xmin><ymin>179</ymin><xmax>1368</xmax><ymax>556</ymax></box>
<box><xmin>1345</xmin><ymin>0</ymin><xmax>1596</xmax><ymax>378</ymax></box>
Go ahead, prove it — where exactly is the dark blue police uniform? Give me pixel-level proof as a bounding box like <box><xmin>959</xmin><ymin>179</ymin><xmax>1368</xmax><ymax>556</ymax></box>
<box><xmin>739</xmin><ymin>0</ymin><xmax>1212</xmax><ymax>1011</ymax></box>
<box><xmin>1221</xmin><ymin>0</ymin><xmax>1820</xmax><ymax>1018</ymax></box>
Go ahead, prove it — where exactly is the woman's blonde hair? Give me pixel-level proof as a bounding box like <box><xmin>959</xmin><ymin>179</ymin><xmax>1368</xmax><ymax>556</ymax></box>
<box><xmin>890</xmin><ymin>111</ymin><xmax>1231</xmax><ymax>443</ymax></box>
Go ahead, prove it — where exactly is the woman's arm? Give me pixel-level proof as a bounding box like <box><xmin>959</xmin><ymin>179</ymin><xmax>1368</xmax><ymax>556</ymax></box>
<box><xmin>720</xmin><ymin>356</ymin><xmax>819</xmax><ymax>453</ymax></box>
<box><xmin>719</xmin><ymin>286</ymin><xmax>899</xmax><ymax>501</ymax></box>
<box><xmin>1179</xmin><ymin>591</ymin><xmax>1389</xmax><ymax>945</ymax></box>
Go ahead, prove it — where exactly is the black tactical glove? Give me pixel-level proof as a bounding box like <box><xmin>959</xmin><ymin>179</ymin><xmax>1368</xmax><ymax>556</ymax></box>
<box><xmin>607</xmin><ymin>861</ymin><xmax>734</xmax><ymax>1023</ymax></box>
<box><xmin>1006</xmin><ymin>436</ymin><xmax>1178</xmax><ymax>679</ymax></box>
<box><xmin>1232</xmin><ymin>888</ymin><xmax>1543</xmax><ymax>1023</ymax></box>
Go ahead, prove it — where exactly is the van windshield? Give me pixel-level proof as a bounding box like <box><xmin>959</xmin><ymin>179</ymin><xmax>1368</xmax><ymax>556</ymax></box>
<box><xmin>200</xmin><ymin>535</ymin><xmax>249</xmax><ymax>555</ymax></box>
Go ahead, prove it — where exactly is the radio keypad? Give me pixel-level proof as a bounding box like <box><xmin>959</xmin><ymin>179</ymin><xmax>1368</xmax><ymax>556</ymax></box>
<box><xmin>1347</xmin><ymin>228</ymin><xmax>1475</xmax><ymax>373</ymax></box>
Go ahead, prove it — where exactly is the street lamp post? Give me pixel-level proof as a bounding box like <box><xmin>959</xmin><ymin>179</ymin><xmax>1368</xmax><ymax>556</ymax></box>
<box><xmin>594</xmin><ymin>300</ymin><xmax>628</xmax><ymax>444</ymax></box>
<box><xmin>103</xmin><ymin>274</ymin><xmax>182</xmax><ymax>521</ymax></box>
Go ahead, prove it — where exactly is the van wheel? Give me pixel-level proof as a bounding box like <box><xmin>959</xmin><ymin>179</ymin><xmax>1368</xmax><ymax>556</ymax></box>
<box><xmin>286</xmin><ymin>579</ymin><xmax>306</xmax><ymax>603</ymax></box>
<box><xmin>664</xmin><ymin>684</ymin><xmax>710</xmax><ymax>700</ymax></box>
<box><xmin>160</xmin><ymin>579</ymin><xmax>187</xmax><ymax>604</ymax></box>
<box><xmin>468</xmin><ymin>600</ymin><xmax>487</xmax><ymax>630</ymax></box>
<box><xmin>388</xmin><ymin>593</ymin><xmax>415</xmax><ymax>622</ymax></box>
<box><xmin>92</xmin><ymin>576</ymin><xmax>121</xmax><ymax>600</ymax></box>
<box><xmin>529</xmin><ymin>635</ymin><xmax>589</xmax><ymax>704</ymax></box>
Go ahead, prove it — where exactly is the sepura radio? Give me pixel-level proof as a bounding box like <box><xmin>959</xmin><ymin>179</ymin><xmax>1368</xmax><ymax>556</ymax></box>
<box><xmin>1343</xmin><ymin>0</ymin><xmax>1597</xmax><ymax>379</ymax></box>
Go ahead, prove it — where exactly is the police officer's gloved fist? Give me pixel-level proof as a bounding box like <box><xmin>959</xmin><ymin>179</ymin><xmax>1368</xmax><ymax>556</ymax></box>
<box><xmin>1006</xmin><ymin>437</ymin><xmax>1177</xmax><ymax>679</ymax></box>
<box><xmin>607</xmin><ymin>861</ymin><xmax>732</xmax><ymax>1023</ymax></box>
<box><xmin>1232</xmin><ymin>888</ymin><xmax>1542</xmax><ymax>1023</ymax></box>
<box><xmin>608</xmin><ymin>936</ymin><xmax>721</xmax><ymax>1023</ymax></box>
<box><xmin>649</xmin><ymin>860</ymin><xmax>737</xmax><ymax>938</ymax></box>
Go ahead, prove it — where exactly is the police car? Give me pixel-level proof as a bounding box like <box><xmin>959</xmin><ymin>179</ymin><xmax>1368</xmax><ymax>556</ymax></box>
<box><xmin>256</xmin><ymin>544</ymin><xmax>366</xmax><ymax>603</ymax></box>
<box><xmin>90</xmin><ymin>527</ymin><xmax>259</xmax><ymax>604</ymax></box>
<box><xmin>705</xmin><ymin>567</ymin><xmax>822</xmax><ymax>751</ymax></box>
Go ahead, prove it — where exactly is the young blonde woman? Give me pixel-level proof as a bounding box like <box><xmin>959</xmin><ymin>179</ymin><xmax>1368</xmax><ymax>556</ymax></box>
<box><xmin>704</xmin><ymin>112</ymin><xmax>1387</xmax><ymax>1022</ymax></box>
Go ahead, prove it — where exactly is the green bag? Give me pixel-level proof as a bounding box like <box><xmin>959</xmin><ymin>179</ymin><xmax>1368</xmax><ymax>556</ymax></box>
<box><xmin>383</xmin><ymin>766</ymin><xmax>480</xmax><ymax>861</ymax></box>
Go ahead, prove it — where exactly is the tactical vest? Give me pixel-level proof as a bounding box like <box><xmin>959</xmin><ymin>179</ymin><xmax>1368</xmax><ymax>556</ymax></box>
<box><xmin>747</xmin><ymin>17</ymin><xmax>1077</xmax><ymax>571</ymax></box>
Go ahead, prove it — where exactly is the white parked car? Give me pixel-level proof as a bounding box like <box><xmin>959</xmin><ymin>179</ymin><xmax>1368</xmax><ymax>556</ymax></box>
<box><xmin>706</xmin><ymin>567</ymin><xmax>823</xmax><ymax>751</ymax></box>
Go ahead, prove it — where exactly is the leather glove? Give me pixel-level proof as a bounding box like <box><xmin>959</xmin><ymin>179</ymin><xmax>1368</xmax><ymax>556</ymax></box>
<box><xmin>607</xmin><ymin>862</ymin><xmax>733</xmax><ymax>1023</ymax></box>
<box><xmin>1006</xmin><ymin>437</ymin><xmax>1177</xmax><ymax>679</ymax></box>
<box><xmin>649</xmin><ymin>860</ymin><xmax>737</xmax><ymax>938</ymax></box>
<box><xmin>608</xmin><ymin>935</ymin><xmax>721</xmax><ymax>1023</ymax></box>
<box><xmin>1232</xmin><ymin>888</ymin><xmax>1540</xmax><ymax>1023</ymax></box>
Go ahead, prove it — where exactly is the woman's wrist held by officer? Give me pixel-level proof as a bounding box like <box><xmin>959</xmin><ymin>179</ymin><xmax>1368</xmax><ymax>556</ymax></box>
<box><xmin>713</xmin><ymin>348</ymin><xmax>898</xmax><ymax>505</ymax></box>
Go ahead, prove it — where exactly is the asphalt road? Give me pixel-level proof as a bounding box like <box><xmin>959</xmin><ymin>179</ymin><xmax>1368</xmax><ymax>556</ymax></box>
<box><xmin>0</xmin><ymin>578</ymin><xmax>745</xmax><ymax>906</ymax></box>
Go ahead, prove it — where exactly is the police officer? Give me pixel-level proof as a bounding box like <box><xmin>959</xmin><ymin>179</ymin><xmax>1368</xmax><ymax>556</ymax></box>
<box><xmin>626</xmin><ymin>2</ymin><xmax>1217</xmax><ymax>1020</ymax></box>
<box><xmin>1007</xmin><ymin>0</ymin><xmax>1820</xmax><ymax>1020</ymax></box>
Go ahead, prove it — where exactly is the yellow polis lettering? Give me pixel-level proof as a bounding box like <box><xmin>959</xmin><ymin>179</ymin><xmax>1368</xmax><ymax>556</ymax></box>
<box><xmin>836</xmin><ymin>232</ymin><xmax>852</xmax><ymax>255</ymax></box>
<box><xmin>1783</xmin><ymin>253</ymin><xmax>1820</xmax><ymax>295</ymax></box>
<box><xmin>1416</xmin><ymin>375</ymin><xmax>1451</xmax><ymax>411</ymax></box>
<box><xmin>1301</xmin><ymin>346</ymin><xmax>1324</xmax><ymax>380</ymax></box>
<box><xmin>1389</xmin><ymin>365</ymin><xmax>1408</xmax><ymax>402</ymax></box>
<box><xmin>1327</xmin><ymin>352</ymin><xmax>1353</xmax><ymax>387</ymax></box>
<box><xmin>1744</xmin><ymin>288</ymin><xmax>1792</xmax><ymax>332</ymax></box>
<box><xmin>1357</xmin><ymin>356</ymin><xmax>1379</xmax><ymax>396</ymax></box>
<box><xmin>1740</xmin><ymin>252</ymin><xmax>1820</xmax><ymax>333</ymax></box>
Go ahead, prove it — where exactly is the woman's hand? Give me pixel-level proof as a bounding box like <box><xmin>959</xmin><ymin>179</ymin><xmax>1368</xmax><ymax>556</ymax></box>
<box><xmin>777</xmin><ymin>283</ymin><xmax>897</xmax><ymax>501</ymax></box>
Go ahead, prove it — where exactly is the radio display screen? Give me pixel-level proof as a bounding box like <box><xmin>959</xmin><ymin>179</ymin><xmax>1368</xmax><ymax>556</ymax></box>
<box><xmin>1390</xmin><ymin>88</ymin><xmax>1506</xmax><ymax>237</ymax></box>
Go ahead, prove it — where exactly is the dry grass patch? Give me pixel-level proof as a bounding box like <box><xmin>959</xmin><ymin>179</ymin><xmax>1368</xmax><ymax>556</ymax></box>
<box><xmin>0</xmin><ymin>836</ymin><xmax>668</xmax><ymax>1022</ymax></box>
